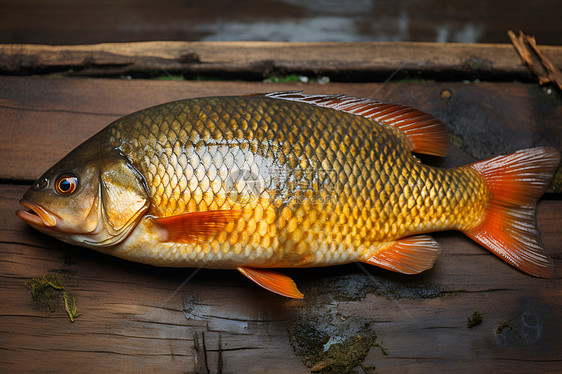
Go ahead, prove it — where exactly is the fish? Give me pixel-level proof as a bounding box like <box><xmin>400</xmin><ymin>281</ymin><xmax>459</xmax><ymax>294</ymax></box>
<box><xmin>16</xmin><ymin>92</ymin><xmax>560</xmax><ymax>298</ymax></box>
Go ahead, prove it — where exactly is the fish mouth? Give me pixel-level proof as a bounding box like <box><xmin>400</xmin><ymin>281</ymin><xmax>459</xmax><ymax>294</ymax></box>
<box><xmin>16</xmin><ymin>200</ymin><xmax>58</xmax><ymax>227</ymax></box>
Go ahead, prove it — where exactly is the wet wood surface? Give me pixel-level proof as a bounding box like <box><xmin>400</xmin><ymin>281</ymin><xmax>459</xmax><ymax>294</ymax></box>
<box><xmin>1</xmin><ymin>0</ymin><xmax>561</xmax><ymax>46</ymax></box>
<box><xmin>1</xmin><ymin>75</ymin><xmax>561</xmax><ymax>373</ymax></box>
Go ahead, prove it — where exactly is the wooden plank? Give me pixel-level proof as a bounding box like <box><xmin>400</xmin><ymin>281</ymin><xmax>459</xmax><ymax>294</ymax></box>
<box><xmin>1</xmin><ymin>77</ymin><xmax>561</xmax><ymax>372</ymax></box>
<box><xmin>1</xmin><ymin>76</ymin><xmax>560</xmax><ymax>190</ymax></box>
<box><xmin>1</xmin><ymin>183</ymin><xmax>560</xmax><ymax>373</ymax></box>
<box><xmin>1</xmin><ymin>41</ymin><xmax>562</xmax><ymax>80</ymax></box>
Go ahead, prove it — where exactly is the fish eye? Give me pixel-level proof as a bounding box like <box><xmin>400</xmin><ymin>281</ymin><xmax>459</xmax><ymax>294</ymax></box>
<box><xmin>55</xmin><ymin>174</ymin><xmax>78</xmax><ymax>195</ymax></box>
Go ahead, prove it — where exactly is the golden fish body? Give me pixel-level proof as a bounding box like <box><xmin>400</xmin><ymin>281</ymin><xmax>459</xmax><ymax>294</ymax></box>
<box><xmin>109</xmin><ymin>95</ymin><xmax>484</xmax><ymax>268</ymax></box>
<box><xmin>17</xmin><ymin>92</ymin><xmax>559</xmax><ymax>298</ymax></box>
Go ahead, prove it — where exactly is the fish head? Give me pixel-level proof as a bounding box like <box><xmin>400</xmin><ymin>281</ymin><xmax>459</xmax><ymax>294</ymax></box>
<box><xmin>17</xmin><ymin>149</ymin><xmax>150</xmax><ymax>249</ymax></box>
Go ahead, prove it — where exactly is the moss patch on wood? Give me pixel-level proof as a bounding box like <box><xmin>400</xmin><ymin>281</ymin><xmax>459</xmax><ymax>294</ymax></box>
<box><xmin>288</xmin><ymin>312</ymin><xmax>385</xmax><ymax>373</ymax></box>
<box><xmin>25</xmin><ymin>273</ymin><xmax>80</xmax><ymax>322</ymax></box>
<box><xmin>467</xmin><ymin>311</ymin><xmax>483</xmax><ymax>328</ymax></box>
<box><xmin>496</xmin><ymin>320</ymin><xmax>511</xmax><ymax>334</ymax></box>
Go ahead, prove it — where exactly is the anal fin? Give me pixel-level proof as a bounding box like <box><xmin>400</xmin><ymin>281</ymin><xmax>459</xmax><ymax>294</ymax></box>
<box><xmin>237</xmin><ymin>267</ymin><xmax>304</xmax><ymax>299</ymax></box>
<box><xmin>363</xmin><ymin>235</ymin><xmax>442</xmax><ymax>274</ymax></box>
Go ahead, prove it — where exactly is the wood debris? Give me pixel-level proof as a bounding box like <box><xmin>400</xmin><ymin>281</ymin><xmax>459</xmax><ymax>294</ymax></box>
<box><xmin>508</xmin><ymin>30</ymin><xmax>562</xmax><ymax>91</ymax></box>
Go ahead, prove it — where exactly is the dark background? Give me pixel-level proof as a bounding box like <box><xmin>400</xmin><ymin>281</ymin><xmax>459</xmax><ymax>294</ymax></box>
<box><xmin>1</xmin><ymin>0</ymin><xmax>560</xmax><ymax>45</ymax></box>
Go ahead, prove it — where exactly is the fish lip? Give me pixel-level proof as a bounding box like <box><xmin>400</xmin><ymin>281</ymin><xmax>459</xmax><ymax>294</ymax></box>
<box><xmin>16</xmin><ymin>200</ymin><xmax>58</xmax><ymax>227</ymax></box>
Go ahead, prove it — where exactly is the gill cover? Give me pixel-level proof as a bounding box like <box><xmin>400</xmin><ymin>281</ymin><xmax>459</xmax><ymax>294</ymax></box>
<box><xmin>92</xmin><ymin>152</ymin><xmax>150</xmax><ymax>247</ymax></box>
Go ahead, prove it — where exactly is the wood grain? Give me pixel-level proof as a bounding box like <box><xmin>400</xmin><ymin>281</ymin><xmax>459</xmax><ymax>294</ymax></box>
<box><xmin>1</xmin><ymin>183</ymin><xmax>561</xmax><ymax>373</ymax></box>
<box><xmin>1</xmin><ymin>76</ymin><xmax>560</xmax><ymax>188</ymax></box>
<box><xmin>1</xmin><ymin>41</ymin><xmax>562</xmax><ymax>80</ymax></box>
<box><xmin>1</xmin><ymin>76</ymin><xmax>561</xmax><ymax>373</ymax></box>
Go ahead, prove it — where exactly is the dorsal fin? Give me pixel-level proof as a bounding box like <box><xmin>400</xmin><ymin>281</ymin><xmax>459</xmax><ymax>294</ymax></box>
<box><xmin>264</xmin><ymin>92</ymin><xmax>449</xmax><ymax>157</ymax></box>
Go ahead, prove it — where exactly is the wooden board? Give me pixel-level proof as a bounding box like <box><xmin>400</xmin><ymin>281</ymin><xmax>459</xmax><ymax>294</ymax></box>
<box><xmin>1</xmin><ymin>76</ymin><xmax>561</xmax><ymax>373</ymax></box>
<box><xmin>2</xmin><ymin>76</ymin><xmax>560</xmax><ymax>189</ymax></box>
<box><xmin>2</xmin><ymin>41</ymin><xmax>562</xmax><ymax>81</ymax></box>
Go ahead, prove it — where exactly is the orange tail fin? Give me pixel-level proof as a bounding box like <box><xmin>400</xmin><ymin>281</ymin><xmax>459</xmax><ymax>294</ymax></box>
<box><xmin>464</xmin><ymin>147</ymin><xmax>560</xmax><ymax>278</ymax></box>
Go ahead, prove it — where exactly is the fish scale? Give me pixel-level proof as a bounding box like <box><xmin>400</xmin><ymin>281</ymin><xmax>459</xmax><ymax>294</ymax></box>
<box><xmin>106</xmin><ymin>96</ymin><xmax>487</xmax><ymax>267</ymax></box>
<box><xmin>18</xmin><ymin>92</ymin><xmax>558</xmax><ymax>298</ymax></box>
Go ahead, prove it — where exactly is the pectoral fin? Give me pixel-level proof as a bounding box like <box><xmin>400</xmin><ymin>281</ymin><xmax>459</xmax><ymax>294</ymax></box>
<box><xmin>154</xmin><ymin>210</ymin><xmax>241</xmax><ymax>243</ymax></box>
<box><xmin>237</xmin><ymin>266</ymin><xmax>304</xmax><ymax>299</ymax></box>
<box><xmin>363</xmin><ymin>235</ymin><xmax>442</xmax><ymax>274</ymax></box>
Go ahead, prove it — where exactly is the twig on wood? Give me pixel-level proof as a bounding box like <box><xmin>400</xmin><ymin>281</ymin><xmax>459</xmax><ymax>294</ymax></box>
<box><xmin>508</xmin><ymin>30</ymin><xmax>562</xmax><ymax>91</ymax></box>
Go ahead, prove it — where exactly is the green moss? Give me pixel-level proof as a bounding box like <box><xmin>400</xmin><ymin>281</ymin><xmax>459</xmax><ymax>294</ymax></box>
<box><xmin>447</xmin><ymin>133</ymin><xmax>464</xmax><ymax>148</ymax></box>
<box><xmin>288</xmin><ymin>314</ymin><xmax>385</xmax><ymax>374</ymax></box>
<box><xmin>25</xmin><ymin>273</ymin><xmax>80</xmax><ymax>322</ymax></box>
<box><xmin>467</xmin><ymin>311</ymin><xmax>483</xmax><ymax>328</ymax></box>
<box><xmin>547</xmin><ymin>164</ymin><xmax>562</xmax><ymax>193</ymax></box>
<box><xmin>496</xmin><ymin>320</ymin><xmax>511</xmax><ymax>334</ymax></box>
<box><xmin>374</xmin><ymin>341</ymin><xmax>388</xmax><ymax>356</ymax></box>
<box><xmin>309</xmin><ymin>335</ymin><xmax>375</xmax><ymax>373</ymax></box>
<box><xmin>289</xmin><ymin>316</ymin><xmax>331</xmax><ymax>361</ymax></box>
<box><xmin>26</xmin><ymin>273</ymin><xmax>64</xmax><ymax>312</ymax></box>
<box><xmin>264</xmin><ymin>74</ymin><xmax>300</xmax><ymax>83</ymax></box>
